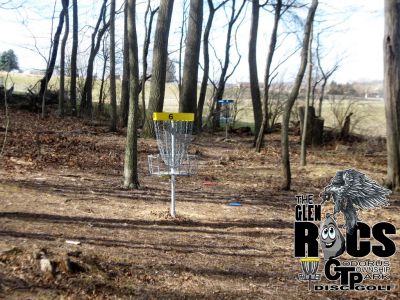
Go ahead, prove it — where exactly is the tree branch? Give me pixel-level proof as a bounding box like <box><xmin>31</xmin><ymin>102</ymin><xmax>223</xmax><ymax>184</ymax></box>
<box><xmin>0</xmin><ymin>72</ymin><xmax>11</xmax><ymax>157</ymax></box>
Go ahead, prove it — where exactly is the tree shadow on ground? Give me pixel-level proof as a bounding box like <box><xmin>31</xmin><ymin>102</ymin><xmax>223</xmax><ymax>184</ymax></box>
<box><xmin>0</xmin><ymin>177</ymin><xmax>301</xmax><ymax>209</ymax></box>
<box><xmin>0</xmin><ymin>228</ymin><xmax>283</xmax><ymax>259</ymax></box>
<box><xmin>0</xmin><ymin>211</ymin><xmax>292</xmax><ymax>229</ymax></box>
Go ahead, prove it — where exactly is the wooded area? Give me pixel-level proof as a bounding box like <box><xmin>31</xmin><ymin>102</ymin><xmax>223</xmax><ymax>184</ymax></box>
<box><xmin>0</xmin><ymin>0</ymin><xmax>399</xmax><ymax>299</ymax></box>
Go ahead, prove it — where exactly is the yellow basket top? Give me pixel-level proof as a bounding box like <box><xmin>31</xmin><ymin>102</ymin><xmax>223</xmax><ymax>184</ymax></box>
<box><xmin>300</xmin><ymin>257</ymin><xmax>320</xmax><ymax>262</ymax></box>
<box><xmin>153</xmin><ymin>112</ymin><xmax>194</xmax><ymax>122</ymax></box>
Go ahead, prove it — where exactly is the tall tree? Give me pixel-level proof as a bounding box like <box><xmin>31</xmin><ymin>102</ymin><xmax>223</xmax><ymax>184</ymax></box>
<box><xmin>121</xmin><ymin>1</ymin><xmax>158</xmax><ymax>128</ymax></box>
<box><xmin>80</xmin><ymin>0</ymin><xmax>109</xmax><ymax>116</ymax></box>
<box><xmin>120</xmin><ymin>1</ymin><xmax>130</xmax><ymax>127</ymax></box>
<box><xmin>98</xmin><ymin>32</ymin><xmax>109</xmax><ymax>112</ymax></box>
<box><xmin>384</xmin><ymin>0</ymin><xmax>400</xmax><ymax>191</ymax></box>
<box><xmin>59</xmin><ymin>0</ymin><xmax>69</xmax><ymax>117</ymax></box>
<box><xmin>178</xmin><ymin>0</ymin><xmax>189</xmax><ymax>100</ymax></box>
<box><xmin>196</xmin><ymin>0</ymin><xmax>228</xmax><ymax>131</ymax></box>
<box><xmin>0</xmin><ymin>49</ymin><xmax>19</xmax><ymax>71</ymax></box>
<box><xmin>69</xmin><ymin>0</ymin><xmax>78</xmax><ymax>116</ymax></box>
<box><xmin>255</xmin><ymin>0</ymin><xmax>283</xmax><ymax>152</ymax></box>
<box><xmin>179</xmin><ymin>0</ymin><xmax>203</xmax><ymax>117</ymax></box>
<box><xmin>211</xmin><ymin>0</ymin><xmax>246</xmax><ymax>129</ymax></box>
<box><xmin>142</xmin><ymin>0</ymin><xmax>175</xmax><ymax>137</ymax></box>
<box><xmin>281</xmin><ymin>0</ymin><xmax>318</xmax><ymax>190</ymax></box>
<box><xmin>109</xmin><ymin>0</ymin><xmax>117</xmax><ymax>131</ymax></box>
<box><xmin>39</xmin><ymin>1</ymin><xmax>66</xmax><ymax>116</ymax></box>
<box><xmin>300</xmin><ymin>23</ymin><xmax>313</xmax><ymax>166</ymax></box>
<box><xmin>248</xmin><ymin>0</ymin><xmax>263</xmax><ymax>143</ymax></box>
<box><xmin>140</xmin><ymin>2</ymin><xmax>159</xmax><ymax>126</ymax></box>
<box><xmin>124</xmin><ymin>0</ymin><xmax>140</xmax><ymax>188</ymax></box>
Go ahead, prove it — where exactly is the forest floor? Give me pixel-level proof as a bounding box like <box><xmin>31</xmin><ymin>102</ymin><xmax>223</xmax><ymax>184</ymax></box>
<box><xmin>0</xmin><ymin>109</ymin><xmax>399</xmax><ymax>299</ymax></box>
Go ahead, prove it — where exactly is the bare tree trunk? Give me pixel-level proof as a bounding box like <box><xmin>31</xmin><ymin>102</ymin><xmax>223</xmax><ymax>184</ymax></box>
<box><xmin>248</xmin><ymin>0</ymin><xmax>262</xmax><ymax>143</ymax></box>
<box><xmin>211</xmin><ymin>0</ymin><xmax>246</xmax><ymax>129</ymax></box>
<box><xmin>141</xmin><ymin>2</ymin><xmax>159</xmax><ymax>127</ymax></box>
<box><xmin>255</xmin><ymin>0</ymin><xmax>282</xmax><ymax>152</ymax></box>
<box><xmin>318</xmin><ymin>79</ymin><xmax>327</xmax><ymax>117</ymax></box>
<box><xmin>340</xmin><ymin>112</ymin><xmax>352</xmax><ymax>140</ymax></box>
<box><xmin>142</xmin><ymin>0</ymin><xmax>175</xmax><ymax>138</ymax></box>
<box><xmin>180</xmin><ymin>0</ymin><xmax>203</xmax><ymax>119</ymax></box>
<box><xmin>178</xmin><ymin>0</ymin><xmax>188</xmax><ymax>100</ymax></box>
<box><xmin>120</xmin><ymin>2</ymin><xmax>129</xmax><ymax>127</ymax></box>
<box><xmin>80</xmin><ymin>0</ymin><xmax>109</xmax><ymax>116</ymax></box>
<box><xmin>98</xmin><ymin>39</ymin><xmax>109</xmax><ymax>113</ymax></box>
<box><xmin>70</xmin><ymin>0</ymin><xmax>78</xmax><ymax>116</ymax></box>
<box><xmin>196</xmin><ymin>0</ymin><xmax>227</xmax><ymax>131</ymax></box>
<box><xmin>281</xmin><ymin>0</ymin><xmax>318</xmax><ymax>190</ymax></box>
<box><xmin>109</xmin><ymin>0</ymin><xmax>117</xmax><ymax>131</ymax></box>
<box><xmin>0</xmin><ymin>73</ymin><xmax>11</xmax><ymax>157</ymax></box>
<box><xmin>124</xmin><ymin>0</ymin><xmax>140</xmax><ymax>189</ymax></box>
<box><xmin>140</xmin><ymin>1</ymin><xmax>151</xmax><ymax>127</ymax></box>
<box><xmin>59</xmin><ymin>0</ymin><xmax>69</xmax><ymax>117</ymax></box>
<box><xmin>310</xmin><ymin>69</ymin><xmax>321</xmax><ymax>108</ymax></box>
<box><xmin>300</xmin><ymin>24</ymin><xmax>313</xmax><ymax>166</ymax></box>
<box><xmin>39</xmin><ymin>3</ymin><xmax>66</xmax><ymax>114</ymax></box>
<box><xmin>384</xmin><ymin>0</ymin><xmax>400</xmax><ymax>191</ymax></box>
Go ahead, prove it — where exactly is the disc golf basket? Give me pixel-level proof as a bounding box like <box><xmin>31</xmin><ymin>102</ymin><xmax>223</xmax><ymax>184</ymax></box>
<box><xmin>298</xmin><ymin>257</ymin><xmax>321</xmax><ymax>290</ymax></box>
<box><xmin>218</xmin><ymin>99</ymin><xmax>235</xmax><ymax>139</ymax></box>
<box><xmin>148</xmin><ymin>112</ymin><xmax>198</xmax><ymax>217</ymax></box>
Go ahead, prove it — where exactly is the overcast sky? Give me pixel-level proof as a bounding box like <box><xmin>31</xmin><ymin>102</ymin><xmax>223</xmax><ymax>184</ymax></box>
<box><xmin>0</xmin><ymin>0</ymin><xmax>384</xmax><ymax>84</ymax></box>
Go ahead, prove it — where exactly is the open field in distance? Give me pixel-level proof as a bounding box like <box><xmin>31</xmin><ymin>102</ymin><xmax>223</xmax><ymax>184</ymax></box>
<box><xmin>1</xmin><ymin>72</ymin><xmax>386</xmax><ymax>137</ymax></box>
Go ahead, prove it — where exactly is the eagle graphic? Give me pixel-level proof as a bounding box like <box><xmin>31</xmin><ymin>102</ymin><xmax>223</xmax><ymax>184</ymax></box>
<box><xmin>320</xmin><ymin>169</ymin><xmax>391</xmax><ymax>234</ymax></box>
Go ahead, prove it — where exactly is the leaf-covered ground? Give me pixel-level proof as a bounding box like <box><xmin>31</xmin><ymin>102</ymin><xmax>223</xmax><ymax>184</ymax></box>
<box><xmin>0</xmin><ymin>109</ymin><xmax>399</xmax><ymax>299</ymax></box>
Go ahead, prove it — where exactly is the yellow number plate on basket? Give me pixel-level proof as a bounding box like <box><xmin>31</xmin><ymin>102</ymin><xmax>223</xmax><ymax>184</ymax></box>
<box><xmin>153</xmin><ymin>112</ymin><xmax>194</xmax><ymax>121</ymax></box>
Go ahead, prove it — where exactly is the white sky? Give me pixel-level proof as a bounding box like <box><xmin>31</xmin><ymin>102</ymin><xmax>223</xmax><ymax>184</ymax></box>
<box><xmin>0</xmin><ymin>0</ymin><xmax>384</xmax><ymax>84</ymax></box>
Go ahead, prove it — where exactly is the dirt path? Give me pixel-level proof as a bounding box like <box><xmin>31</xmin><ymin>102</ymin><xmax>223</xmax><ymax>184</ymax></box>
<box><xmin>0</xmin><ymin>110</ymin><xmax>399</xmax><ymax>299</ymax></box>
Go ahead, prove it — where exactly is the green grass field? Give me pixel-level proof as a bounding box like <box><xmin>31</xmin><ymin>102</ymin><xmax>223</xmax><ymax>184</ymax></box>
<box><xmin>320</xmin><ymin>98</ymin><xmax>386</xmax><ymax>136</ymax></box>
<box><xmin>1</xmin><ymin>72</ymin><xmax>386</xmax><ymax>137</ymax></box>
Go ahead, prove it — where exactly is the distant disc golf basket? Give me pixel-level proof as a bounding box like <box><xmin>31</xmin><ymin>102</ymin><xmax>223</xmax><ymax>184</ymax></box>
<box><xmin>147</xmin><ymin>112</ymin><xmax>198</xmax><ymax>217</ymax></box>
<box><xmin>218</xmin><ymin>99</ymin><xmax>235</xmax><ymax>139</ymax></box>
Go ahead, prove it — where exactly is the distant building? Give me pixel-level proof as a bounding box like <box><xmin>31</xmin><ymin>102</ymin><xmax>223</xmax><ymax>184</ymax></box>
<box><xmin>364</xmin><ymin>92</ymin><xmax>383</xmax><ymax>99</ymax></box>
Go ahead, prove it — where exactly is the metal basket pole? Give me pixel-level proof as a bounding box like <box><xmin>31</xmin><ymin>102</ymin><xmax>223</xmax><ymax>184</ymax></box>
<box><xmin>225</xmin><ymin>107</ymin><xmax>229</xmax><ymax>140</ymax></box>
<box><xmin>149</xmin><ymin>112</ymin><xmax>197</xmax><ymax>217</ymax></box>
<box><xmin>170</xmin><ymin>120</ymin><xmax>176</xmax><ymax>217</ymax></box>
<box><xmin>218</xmin><ymin>100</ymin><xmax>234</xmax><ymax>140</ymax></box>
